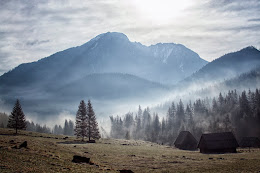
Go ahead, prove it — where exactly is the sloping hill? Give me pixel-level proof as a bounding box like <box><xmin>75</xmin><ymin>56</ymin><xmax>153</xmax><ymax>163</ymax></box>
<box><xmin>53</xmin><ymin>73</ymin><xmax>168</xmax><ymax>100</ymax></box>
<box><xmin>184</xmin><ymin>46</ymin><xmax>260</xmax><ymax>84</ymax></box>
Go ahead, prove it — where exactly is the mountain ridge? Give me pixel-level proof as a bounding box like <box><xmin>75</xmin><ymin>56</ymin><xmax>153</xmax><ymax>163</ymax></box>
<box><xmin>182</xmin><ymin>46</ymin><xmax>260</xmax><ymax>84</ymax></box>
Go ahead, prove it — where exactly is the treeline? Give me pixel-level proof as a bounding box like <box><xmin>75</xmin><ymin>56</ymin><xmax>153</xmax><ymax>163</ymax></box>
<box><xmin>0</xmin><ymin>112</ymin><xmax>8</xmax><ymax>128</ymax></box>
<box><xmin>110</xmin><ymin>89</ymin><xmax>260</xmax><ymax>144</ymax></box>
<box><xmin>53</xmin><ymin>120</ymin><xmax>74</xmax><ymax>136</ymax></box>
<box><xmin>27</xmin><ymin>119</ymin><xmax>74</xmax><ymax>135</ymax></box>
<box><xmin>0</xmin><ymin>112</ymin><xmax>74</xmax><ymax>136</ymax></box>
<box><xmin>26</xmin><ymin>121</ymin><xmax>52</xmax><ymax>133</ymax></box>
<box><xmin>1</xmin><ymin>99</ymin><xmax>102</xmax><ymax>139</ymax></box>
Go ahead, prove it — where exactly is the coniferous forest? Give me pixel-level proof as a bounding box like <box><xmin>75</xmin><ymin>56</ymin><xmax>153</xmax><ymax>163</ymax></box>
<box><xmin>110</xmin><ymin>89</ymin><xmax>260</xmax><ymax>144</ymax></box>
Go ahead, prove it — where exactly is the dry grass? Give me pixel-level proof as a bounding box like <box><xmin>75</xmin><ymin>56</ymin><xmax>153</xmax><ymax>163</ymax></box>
<box><xmin>1</xmin><ymin>128</ymin><xmax>260</xmax><ymax>173</ymax></box>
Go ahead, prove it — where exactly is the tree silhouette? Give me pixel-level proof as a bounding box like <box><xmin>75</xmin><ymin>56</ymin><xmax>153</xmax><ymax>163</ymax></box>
<box><xmin>7</xmin><ymin>99</ymin><xmax>26</xmax><ymax>134</ymax></box>
<box><xmin>75</xmin><ymin>100</ymin><xmax>87</xmax><ymax>141</ymax></box>
<box><xmin>86</xmin><ymin>100</ymin><xmax>100</xmax><ymax>141</ymax></box>
<box><xmin>64</xmin><ymin>119</ymin><xmax>70</xmax><ymax>135</ymax></box>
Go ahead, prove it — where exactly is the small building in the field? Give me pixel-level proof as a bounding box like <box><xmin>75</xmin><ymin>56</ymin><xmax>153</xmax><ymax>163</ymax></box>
<box><xmin>174</xmin><ymin>131</ymin><xmax>198</xmax><ymax>150</ymax></box>
<box><xmin>240</xmin><ymin>137</ymin><xmax>260</xmax><ymax>148</ymax></box>
<box><xmin>198</xmin><ymin>132</ymin><xmax>239</xmax><ymax>153</ymax></box>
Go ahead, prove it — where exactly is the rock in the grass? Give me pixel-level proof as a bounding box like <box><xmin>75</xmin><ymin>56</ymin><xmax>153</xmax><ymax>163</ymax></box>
<box><xmin>19</xmin><ymin>141</ymin><xmax>27</xmax><ymax>148</ymax></box>
<box><xmin>119</xmin><ymin>170</ymin><xmax>134</xmax><ymax>173</ymax></box>
<box><xmin>72</xmin><ymin>155</ymin><xmax>90</xmax><ymax>163</ymax></box>
<box><xmin>63</xmin><ymin>137</ymin><xmax>68</xmax><ymax>140</ymax></box>
<box><xmin>9</xmin><ymin>140</ymin><xmax>15</xmax><ymax>144</ymax></box>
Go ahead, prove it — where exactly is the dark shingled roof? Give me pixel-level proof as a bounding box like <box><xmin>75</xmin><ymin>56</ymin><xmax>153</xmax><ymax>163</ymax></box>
<box><xmin>198</xmin><ymin>132</ymin><xmax>239</xmax><ymax>150</ymax></box>
<box><xmin>174</xmin><ymin>131</ymin><xmax>192</xmax><ymax>145</ymax></box>
<box><xmin>240</xmin><ymin>137</ymin><xmax>260</xmax><ymax>148</ymax></box>
<box><xmin>174</xmin><ymin>131</ymin><xmax>198</xmax><ymax>150</ymax></box>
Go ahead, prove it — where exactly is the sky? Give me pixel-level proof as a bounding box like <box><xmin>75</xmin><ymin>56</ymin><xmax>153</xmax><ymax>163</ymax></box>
<box><xmin>0</xmin><ymin>0</ymin><xmax>259</xmax><ymax>75</ymax></box>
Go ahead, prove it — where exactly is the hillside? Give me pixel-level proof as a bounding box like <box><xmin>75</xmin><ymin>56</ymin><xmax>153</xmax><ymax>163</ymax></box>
<box><xmin>183</xmin><ymin>46</ymin><xmax>260</xmax><ymax>85</ymax></box>
<box><xmin>54</xmin><ymin>73</ymin><xmax>168</xmax><ymax>100</ymax></box>
<box><xmin>0</xmin><ymin>128</ymin><xmax>260</xmax><ymax>173</ymax></box>
<box><xmin>191</xmin><ymin>66</ymin><xmax>260</xmax><ymax>98</ymax></box>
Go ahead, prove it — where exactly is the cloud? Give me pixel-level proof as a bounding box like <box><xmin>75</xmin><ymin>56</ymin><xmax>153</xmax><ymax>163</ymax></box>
<box><xmin>0</xmin><ymin>0</ymin><xmax>259</xmax><ymax>75</ymax></box>
<box><xmin>26</xmin><ymin>40</ymin><xmax>50</xmax><ymax>46</ymax></box>
<box><xmin>248</xmin><ymin>18</ymin><xmax>260</xmax><ymax>22</ymax></box>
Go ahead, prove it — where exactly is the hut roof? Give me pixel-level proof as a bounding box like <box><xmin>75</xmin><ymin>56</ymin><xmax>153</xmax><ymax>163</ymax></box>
<box><xmin>174</xmin><ymin>131</ymin><xmax>197</xmax><ymax>146</ymax></box>
<box><xmin>198</xmin><ymin>132</ymin><xmax>239</xmax><ymax>150</ymax></box>
<box><xmin>240</xmin><ymin>137</ymin><xmax>260</xmax><ymax>148</ymax></box>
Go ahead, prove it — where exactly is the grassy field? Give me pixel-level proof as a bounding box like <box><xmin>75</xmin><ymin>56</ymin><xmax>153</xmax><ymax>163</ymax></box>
<box><xmin>0</xmin><ymin>128</ymin><xmax>260</xmax><ymax>173</ymax></box>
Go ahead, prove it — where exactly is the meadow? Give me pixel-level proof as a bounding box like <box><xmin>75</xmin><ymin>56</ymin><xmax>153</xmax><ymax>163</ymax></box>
<box><xmin>0</xmin><ymin>128</ymin><xmax>259</xmax><ymax>173</ymax></box>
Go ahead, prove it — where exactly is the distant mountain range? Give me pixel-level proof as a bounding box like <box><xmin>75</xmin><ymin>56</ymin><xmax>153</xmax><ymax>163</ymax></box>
<box><xmin>0</xmin><ymin>32</ymin><xmax>259</xmax><ymax>118</ymax></box>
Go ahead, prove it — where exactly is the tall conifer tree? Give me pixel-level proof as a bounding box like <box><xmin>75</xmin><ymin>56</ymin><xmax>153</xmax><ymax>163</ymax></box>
<box><xmin>86</xmin><ymin>100</ymin><xmax>100</xmax><ymax>141</ymax></box>
<box><xmin>75</xmin><ymin>100</ymin><xmax>87</xmax><ymax>141</ymax></box>
<box><xmin>7</xmin><ymin>99</ymin><xmax>26</xmax><ymax>134</ymax></box>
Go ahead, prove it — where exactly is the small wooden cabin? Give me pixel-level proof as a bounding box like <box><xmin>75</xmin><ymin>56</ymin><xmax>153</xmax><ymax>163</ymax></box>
<box><xmin>240</xmin><ymin>137</ymin><xmax>260</xmax><ymax>148</ymax></box>
<box><xmin>198</xmin><ymin>132</ymin><xmax>239</xmax><ymax>153</ymax></box>
<box><xmin>174</xmin><ymin>131</ymin><xmax>198</xmax><ymax>150</ymax></box>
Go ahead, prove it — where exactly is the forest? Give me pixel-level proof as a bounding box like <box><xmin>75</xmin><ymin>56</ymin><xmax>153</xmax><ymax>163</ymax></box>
<box><xmin>110</xmin><ymin>89</ymin><xmax>260</xmax><ymax>144</ymax></box>
<box><xmin>0</xmin><ymin>112</ymin><xmax>74</xmax><ymax>136</ymax></box>
<box><xmin>1</xmin><ymin>88</ymin><xmax>260</xmax><ymax>145</ymax></box>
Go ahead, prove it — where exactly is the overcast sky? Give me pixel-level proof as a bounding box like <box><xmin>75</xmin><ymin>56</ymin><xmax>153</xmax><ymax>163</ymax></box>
<box><xmin>0</xmin><ymin>0</ymin><xmax>259</xmax><ymax>75</ymax></box>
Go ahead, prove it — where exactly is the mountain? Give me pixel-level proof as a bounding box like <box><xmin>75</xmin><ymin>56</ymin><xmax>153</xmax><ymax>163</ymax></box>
<box><xmin>222</xmin><ymin>66</ymin><xmax>260</xmax><ymax>90</ymax></box>
<box><xmin>0</xmin><ymin>32</ymin><xmax>208</xmax><ymax>116</ymax></box>
<box><xmin>184</xmin><ymin>46</ymin><xmax>260</xmax><ymax>84</ymax></box>
<box><xmin>0</xmin><ymin>32</ymin><xmax>207</xmax><ymax>91</ymax></box>
<box><xmin>195</xmin><ymin>66</ymin><xmax>260</xmax><ymax>97</ymax></box>
<box><xmin>53</xmin><ymin>73</ymin><xmax>168</xmax><ymax>100</ymax></box>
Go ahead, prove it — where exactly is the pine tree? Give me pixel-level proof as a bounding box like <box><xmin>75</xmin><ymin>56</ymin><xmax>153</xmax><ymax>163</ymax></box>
<box><xmin>75</xmin><ymin>100</ymin><xmax>87</xmax><ymax>141</ymax></box>
<box><xmin>7</xmin><ymin>99</ymin><xmax>26</xmax><ymax>134</ymax></box>
<box><xmin>53</xmin><ymin>125</ymin><xmax>59</xmax><ymax>134</ymax></box>
<box><xmin>152</xmin><ymin>113</ymin><xmax>160</xmax><ymax>142</ymax></box>
<box><xmin>64</xmin><ymin>119</ymin><xmax>70</xmax><ymax>135</ymax></box>
<box><xmin>176</xmin><ymin>99</ymin><xmax>185</xmax><ymax>126</ymax></box>
<box><xmin>223</xmin><ymin>114</ymin><xmax>232</xmax><ymax>132</ymax></box>
<box><xmin>125</xmin><ymin>131</ymin><xmax>130</xmax><ymax>140</ymax></box>
<box><xmin>86</xmin><ymin>100</ymin><xmax>100</xmax><ymax>141</ymax></box>
<box><xmin>68</xmin><ymin>120</ymin><xmax>74</xmax><ymax>136</ymax></box>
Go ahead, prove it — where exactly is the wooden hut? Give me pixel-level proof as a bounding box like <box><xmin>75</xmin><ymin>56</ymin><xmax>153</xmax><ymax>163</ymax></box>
<box><xmin>198</xmin><ymin>132</ymin><xmax>239</xmax><ymax>153</ymax></box>
<box><xmin>240</xmin><ymin>137</ymin><xmax>260</xmax><ymax>148</ymax></box>
<box><xmin>174</xmin><ymin>131</ymin><xmax>198</xmax><ymax>150</ymax></box>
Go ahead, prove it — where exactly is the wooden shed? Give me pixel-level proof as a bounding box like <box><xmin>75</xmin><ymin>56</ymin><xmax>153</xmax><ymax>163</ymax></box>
<box><xmin>240</xmin><ymin>137</ymin><xmax>260</xmax><ymax>148</ymax></box>
<box><xmin>198</xmin><ymin>132</ymin><xmax>239</xmax><ymax>153</ymax></box>
<box><xmin>174</xmin><ymin>131</ymin><xmax>198</xmax><ymax>150</ymax></box>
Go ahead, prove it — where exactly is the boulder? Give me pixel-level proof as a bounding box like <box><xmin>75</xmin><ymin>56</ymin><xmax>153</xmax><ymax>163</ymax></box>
<box><xmin>72</xmin><ymin>155</ymin><xmax>90</xmax><ymax>163</ymax></box>
<box><xmin>9</xmin><ymin>140</ymin><xmax>15</xmax><ymax>144</ymax></box>
<box><xmin>19</xmin><ymin>141</ymin><xmax>27</xmax><ymax>148</ymax></box>
<box><xmin>87</xmin><ymin>140</ymin><xmax>96</xmax><ymax>143</ymax></box>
